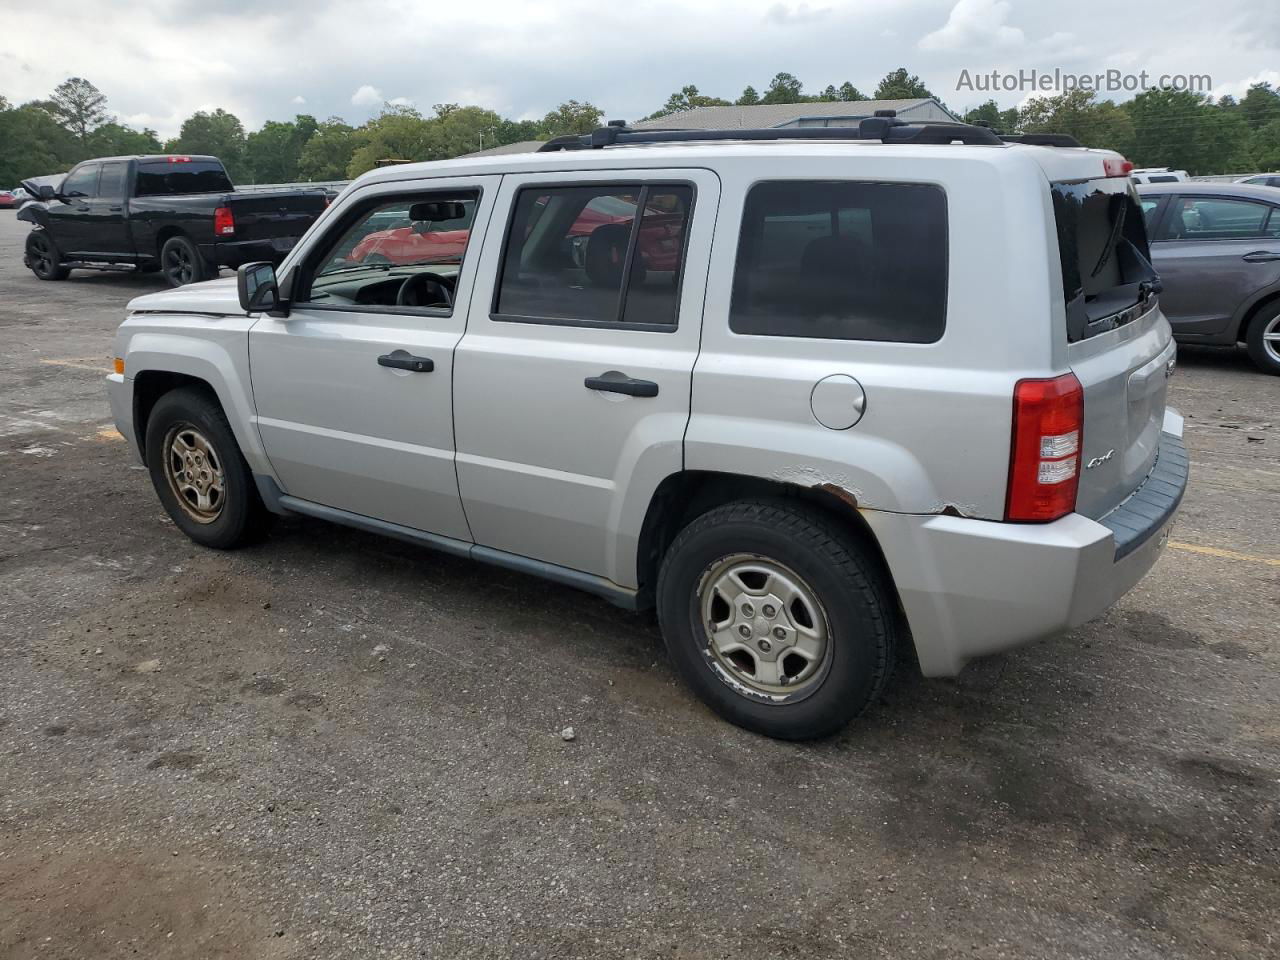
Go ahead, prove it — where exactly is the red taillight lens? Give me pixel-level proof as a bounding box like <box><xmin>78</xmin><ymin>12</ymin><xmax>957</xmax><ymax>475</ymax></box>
<box><xmin>1103</xmin><ymin>155</ymin><xmax>1134</xmax><ymax>177</ymax></box>
<box><xmin>1006</xmin><ymin>373</ymin><xmax>1083</xmax><ymax>522</ymax></box>
<box><xmin>214</xmin><ymin>206</ymin><xmax>235</xmax><ymax>237</ymax></box>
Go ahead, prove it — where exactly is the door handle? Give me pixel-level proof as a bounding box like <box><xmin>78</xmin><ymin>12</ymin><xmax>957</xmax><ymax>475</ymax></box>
<box><xmin>584</xmin><ymin>371</ymin><xmax>659</xmax><ymax>397</ymax></box>
<box><xmin>76</xmin><ymin>206</ymin><xmax>90</xmax><ymax>212</ymax></box>
<box><xmin>1242</xmin><ymin>251</ymin><xmax>1280</xmax><ymax>263</ymax></box>
<box><xmin>109</xmin><ymin>205</ymin><xmax>123</xmax><ymax>212</ymax></box>
<box><xmin>377</xmin><ymin>351</ymin><xmax>434</xmax><ymax>372</ymax></box>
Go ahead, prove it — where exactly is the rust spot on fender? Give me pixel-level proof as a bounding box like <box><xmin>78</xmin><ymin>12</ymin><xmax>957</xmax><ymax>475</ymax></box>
<box><xmin>815</xmin><ymin>483</ymin><xmax>859</xmax><ymax>510</ymax></box>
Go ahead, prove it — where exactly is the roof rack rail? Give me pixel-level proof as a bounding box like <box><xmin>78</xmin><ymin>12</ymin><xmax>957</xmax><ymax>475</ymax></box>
<box><xmin>537</xmin><ymin>118</ymin><xmax>1003</xmax><ymax>152</ymax></box>
<box><xmin>999</xmin><ymin>133</ymin><xmax>1083</xmax><ymax>148</ymax></box>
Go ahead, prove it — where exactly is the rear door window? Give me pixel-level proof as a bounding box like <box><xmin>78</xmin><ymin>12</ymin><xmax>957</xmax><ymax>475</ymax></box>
<box><xmin>494</xmin><ymin>183</ymin><xmax>693</xmax><ymax>329</ymax></box>
<box><xmin>1051</xmin><ymin>178</ymin><xmax>1158</xmax><ymax>341</ymax></box>
<box><xmin>1168</xmin><ymin>197</ymin><xmax>1274</xmax><ymax>240</ymax></box>
<box><xmin>97</xmin><ymin>163</ymin><xmax>128</xmax><ymax>203</ymax></box>
<box><xmin>729</xmin><ymin>180</ymin><xmax>947</xmax><ymax>343</ymax></box>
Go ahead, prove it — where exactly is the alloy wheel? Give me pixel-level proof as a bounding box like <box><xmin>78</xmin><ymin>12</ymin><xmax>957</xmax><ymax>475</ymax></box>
<box><xmin>162</xmin><ymin>423</ymin><xmax>226</xmax><ymax>523</ymax></box>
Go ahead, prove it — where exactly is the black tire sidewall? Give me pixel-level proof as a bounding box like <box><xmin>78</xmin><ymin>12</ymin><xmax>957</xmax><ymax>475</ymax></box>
<box><xmin>658</xmin><ymin>503</ymin><xmax>892</xmax><ymax>740</ymax></box>
<box><xmin>145</xmin><ymin>389</ymin><xmax>259</xmax><ymax>549</ymax></box>
<box><xmin>160</xmin><ymin>235</ymin><xmax>207</xmax><ymax>287</ymax></box>
<box><xmin>26</xmin><ymin>232</ymin><xmax>69</xmax><ymax>280</ymax></box>
<box><xmin>1245</xmin><ymin>306</ymin><xmax>1280</xmax><ymax>375</ymax></box>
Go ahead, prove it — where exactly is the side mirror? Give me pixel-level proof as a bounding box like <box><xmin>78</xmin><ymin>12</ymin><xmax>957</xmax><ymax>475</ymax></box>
<box><xmin>38</xmin><ymin>185</ymin><xmax>57</xmax><ymax>201</ymax></box>
<box><xmin>237</xmin><ymin>261</ymin><xmax>279</xmax><ymax>312</ymax></box>
<box><xmin>409</xmin><ymin>200</ymin><xmax>465</xmax><ymax>222</ymax></box>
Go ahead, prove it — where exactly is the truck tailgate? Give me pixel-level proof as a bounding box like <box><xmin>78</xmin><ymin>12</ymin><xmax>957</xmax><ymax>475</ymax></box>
<box><xmin>225</xmin><ymin>191</ymin><xmax>326</xmax><ymax>242</ymax></box>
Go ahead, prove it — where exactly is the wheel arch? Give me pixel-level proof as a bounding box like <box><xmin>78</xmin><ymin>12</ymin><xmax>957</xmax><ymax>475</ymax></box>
<box><xmin>154</xmin><ymin>226</ymin><xmax>190</xmax><ymax>256</ymax></box>
<box><xmin>635</xmin><ymin>471</ymin><xmax>902</xmax><ymax>616</ymax></box>
<box><xmin>1237</xmin><ymin>289</ymin><xmax>1280</xmax><ymax>344</ymax></box>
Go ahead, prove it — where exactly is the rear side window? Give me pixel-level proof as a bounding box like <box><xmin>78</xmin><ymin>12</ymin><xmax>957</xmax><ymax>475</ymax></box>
<box><xmin>97</xmin><ymin>163</ymin><xmax>128</xmax><ymax>202</ymax></box>
<box><xmin>135</xmin><ymin>160</ymin><xmax>234</xmax><ymax>196</ymax></box>
<box><xmin>1165</xmin><ymin>197</ymin><xmax>1276</xmax><ymax>240</ymax></box>
<box><xmin>730</xmin><ymin>181</ymin><xmax>947</xmax><ymax>343</ymax></box>
<box><xmin>61</xmin><ymin>165</ymin><xmax>100</xmax><ymax>199</ymax></box>
<box><xmin>495</xmin><ymin>184</ymin><xmax>693</xmax><ymax>328</ymax></box>
<box><xmin>1052</xmin><ymin>179</ymin><xmax>1158</xmax><ymax>341</ymax></box>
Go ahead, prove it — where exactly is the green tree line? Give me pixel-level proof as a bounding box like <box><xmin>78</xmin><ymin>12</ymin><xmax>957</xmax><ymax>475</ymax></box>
<box><xmin>0</xmin><ymin>78</ymin><xmax>603</xmax><ymax>186</ymax></box>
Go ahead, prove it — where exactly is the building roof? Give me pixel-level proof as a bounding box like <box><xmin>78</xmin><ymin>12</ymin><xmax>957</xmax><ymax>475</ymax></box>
<box><xmin>462</xmin><ymin>140</ymin><xmax>545</xmax><ymax>158</ymax></box>
<box><xmin>631</xmin><ymin>99</ymin><xmax>953</xmax><ymax>130</ymax></box>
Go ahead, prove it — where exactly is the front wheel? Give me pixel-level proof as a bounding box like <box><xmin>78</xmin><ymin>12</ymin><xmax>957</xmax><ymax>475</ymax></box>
<box><xmin>657</xmin><ymin>500</ymin><xmax>897</xmax><ymax>740</ymax></box>
<box><xmin>145</xmin><ymin>387</ymin><xmax>273</xmax><ymax>549</ymax></box>
<box><xmin>1245</xmin><ymin>304</ymin><xmax>1280</xmax><ymax>375</ymax></box>
<box><xmin>26</xmin><ymin>231</ymin><xmax>71</xmax><ymax>281</ymax></box>
<box><xmin>160</xmin><ymin>235</ymin><xmax>212</xmax><ymax>287</ymax></box>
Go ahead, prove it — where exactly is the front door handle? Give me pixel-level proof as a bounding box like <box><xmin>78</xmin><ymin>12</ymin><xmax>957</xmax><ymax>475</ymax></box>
<box><xmin>109</xmin><ymin>205</ymin><xmax>123</xmax><ymax>212</ymax></box>
<box><xmin>1242</xmin><ymin>250</ymin><xmax>1280</xmax><ymax>263</ymax></box>
<box><xmin>584</xmin><ymin>371</ymin><xmax>659</xmax><ymax>397</ymax></box>
<box><xmin>378</xmin><ymin>351</ymin><xmax>434</xmax><ymax>372</ymax></box>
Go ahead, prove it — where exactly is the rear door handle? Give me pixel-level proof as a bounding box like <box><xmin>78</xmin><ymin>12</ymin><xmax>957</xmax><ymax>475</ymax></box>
<box><xmin>584</xmin><ymin>371</ymin><xmax>659</xmax><ymax>398</ymax></box>
<box><xmin>378</xmin><ymin>351</ymin><xmax>434</xmax><ymax>372</ymax></box>
<box><xmin>1242</xmin><ymin>250</ymin><xmax>1280</xmax><ymax>263</ymax></box>
<box><xmin>109</xmin><ymin>205</ymin><xmax>123</xmax><ymax>212</ymax></box>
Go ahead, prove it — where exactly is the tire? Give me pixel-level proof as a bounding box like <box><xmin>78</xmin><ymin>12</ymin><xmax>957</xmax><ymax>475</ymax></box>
<box><xmin>657</xmin><ymin>500</ymin><xmax>896</xmax><ymax>740</ymax></box>
<box><xmin>26</xmin><ymin>230</ymin><xmax>71</xmax><ymax>281</ymax></box>
<box><xmin>1244</xmin><ymin>303</ymin><xmax>1280</xmax><ymax>375</ymax></box>
<box><xmin>159</xmin><ymin>235</ymin><xmax>212</xmax><ymax>287</ymax></box>
<box><xmin>144</xmin><ymin>387</ymin><xmax>273</xmax><ymax>549</ymax></box>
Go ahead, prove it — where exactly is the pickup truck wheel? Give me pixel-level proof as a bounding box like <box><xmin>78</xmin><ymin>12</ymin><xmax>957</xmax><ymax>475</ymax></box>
<box><xmin>145</xmin><ymin>387</ymin><xmax>273</xmax><ymax>549</ymax></box>
<box><xmin>26</xmin><ymin>231</ymin><xmax>71</xmax><ymax>281</ymax></box>
<box><xmin>657</xmin><ymin>500</ymin><xmax>896</xmax><ymax>740</ymax></box>
<box><xmin>1245</xmin><ymin>304</ymin><xmax>1280</xmax><ymax>375</ymax></box>
<box><xmin>160</xmin><ymin>235</ymin><xmax>210</xmax><ymax>287</ymax></box>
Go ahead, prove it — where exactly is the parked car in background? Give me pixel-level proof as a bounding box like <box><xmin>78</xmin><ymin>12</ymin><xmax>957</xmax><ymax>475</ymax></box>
<box><xmin>0</xmin><ymin>189</ymin><xmax>16</xmax><ymax>209</ymax></box>
<box><xmin>106</xmin><ymin>122</ymin><xmax>1186</xmax><ymax>739</ymax></box>
<box><xmin>1131</xmin><ymin>167</ymin><xmax>1189</xmax><ymax>184</ymax></box>
<box><xmin>17</xmin><ymin>155</ymin><xmax>328</xmax><ymax>287</ymax></box>
<box><xmin>1236</xmin><ymin>173</ymin><xmax>1280</xmax><ymax>188</ymax></box>
<box><xmin>9</xmin><ymin>186</ymin><xmax>35</xmax><ymax>207</ymax></box>
<box><xmin>1139</xmin><ymin>182</ymin><xmax>1280</xmax><ymax>374</ymax></box>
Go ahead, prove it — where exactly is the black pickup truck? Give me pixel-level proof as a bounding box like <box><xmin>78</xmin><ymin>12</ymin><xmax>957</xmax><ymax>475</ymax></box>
<box><xmin>18</xmin><ymin>155</ymin><xmax>328</xmax><ymax>287</ymax></box>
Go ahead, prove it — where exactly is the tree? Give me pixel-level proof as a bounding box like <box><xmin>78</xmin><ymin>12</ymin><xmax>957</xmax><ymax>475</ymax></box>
<box><xmin>87</xmin><ymin>121</ymin><xmax>162</xmax><ymax>157</ymax></box>
<box><xmin>1124</xmin><ymin>88</ymin><xmax>1251</xmax><ymax>175</ymax></box>
<box><xmin>425</xmin><ymin>103</ymin><xmax>506</xmax><ymax>157</ymax></box>
<box><xmin>1252</xmin><ymin>119</ymin><xmax>1280</xmax><ymax>172</ymax></box>
<box><xmin>540</xmin><ymin>100</ymin><xmax>603</xmax><ymax>137</ymax></box>
<box><xmin>49</xmin><ymin>77</ymin><xmax>108</xmax><ymax>141</ymax></box>
<box><xmin>874</xmin><ymin>68</ymin><xmax>933</xmax><ymax>101</ymax></box>
<box><xmin>298</xmin><ymin>117</ymin><xmax>359</xmax><ymax>180</ymax></box>
<box><xmin>645</xmin><ymin>85</ymin><xmax>731</xmax><ymax>120</ymax></box>
<box><xmin>760</xmin><ymin>72</ymin><xmax>806</xmax><ymax>104</ymax></box>
<box><xmin>963</xmin><ymin>99</ymin><xmax>1019</xmax><ymax>133</ymax></box>
<box><xmin>736</xmin><ymin>86</ymin><xmax>760</xmax><ymax>106</ymax></box>
<box><xmin>0</xmin><ymin>103</ymin><xmax>78</xmax><ymax>184</ymax></box>
<box><xmin>1021</xmin><ymin>90</ymin><xmax>1133</xmax><ymax>155</ymax></box>
<box><xmin>167</xmin><ymin>108</ymin><xmax>249</xmax><ymax>179</ymax></box>
<box><xmin>345</xmin><ymin>105</ymin><xmax>434</xmax><ymax>177</ymax></box>
<box><xmin>245</xmin><ymin>114</ymin><xmax>318</xmax><ymax>183</ymax></box>
<box><xmin>1239</xmin><ymin>83</ymin><xmax>1280</xmax><ymax>128</ymax></box>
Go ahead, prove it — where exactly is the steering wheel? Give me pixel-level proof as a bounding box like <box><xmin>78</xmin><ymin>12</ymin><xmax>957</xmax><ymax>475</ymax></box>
<box><xmin>396</xmin><ymin>272</ymin><xmax>455</xmax><ymax>308</ymax></box>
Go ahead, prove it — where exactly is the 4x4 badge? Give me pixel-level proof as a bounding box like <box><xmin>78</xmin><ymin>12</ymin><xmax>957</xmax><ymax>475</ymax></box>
<box><xmin>1086</xmin><ymin>449</ymin><xmax>1115</xmax><ymax>469</ymax></box>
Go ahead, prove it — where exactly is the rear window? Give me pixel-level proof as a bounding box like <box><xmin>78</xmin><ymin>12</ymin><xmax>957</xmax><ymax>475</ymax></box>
<box><xmin>1052</xmin><ymin>179</ymin><xmax>1158</xmax><ymax>342</ymax></box>
<box><xmin>730</xmin><ymin>180</ymin><xmax>947</xmax><ymax>343</ymax></box>
<box><xmin>135</xmin><ymin>160</ymin><xmax>233</xmax><ymax>196</ymax></box>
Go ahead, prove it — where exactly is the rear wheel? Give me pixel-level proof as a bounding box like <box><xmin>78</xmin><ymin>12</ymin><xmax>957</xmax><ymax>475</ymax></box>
<box><xmin>657</xmin><ymin>500</ymin><xmax>896</xmax><ymax>740</ymax></box>
<box><xmin>1245</xmin><ymin>304</ymin><xmax>1280</xmax><ymax>375</ymax></box>
<box><xmin>26</xmin><ymin>231</ymin><xmax>70</xmax><ymax>281</ymax></box>
<box><xmin>160</xmin><ymin>235</ymin><xmax>212</xmax><ymax>287</ymax></box>
<box><xmin>145</xmin><ymin>387</ymin><xmax>273</xmax><ymax>549</ymax></box>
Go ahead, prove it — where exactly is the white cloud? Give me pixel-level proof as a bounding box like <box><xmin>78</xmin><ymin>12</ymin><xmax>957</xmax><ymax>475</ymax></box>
<box><xmin>291</xmin><ymin>94</ymin><xmax>307</xmax><ymax>105</ymax></box>
<box><xmin>919</xmin><ymin>0</ymin><xmax>1024</xmax><ymax>51</ymax></box>
<box><xmin>1215</xmin><ymin>70</ymin><xmax>1280</xmax><ymax>100</ymax></box>
<box><xmin>387</xmin><ymin>96</ymin><xmax>414</xmax><ymax>107</ymax></box>
<box><xmin>350</xmin><ymin>84</ymin><xmax>383</xmax><ymax>107</ymax></box>
<box><xmin>764</xmin><ymin>3</ymin><xmax>831</xmax><ymax>25</ymax></box>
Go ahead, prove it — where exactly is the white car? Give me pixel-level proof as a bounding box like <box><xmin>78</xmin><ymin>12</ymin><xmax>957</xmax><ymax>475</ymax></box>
<box><xmin>106</xmin><ymin>119</ymin><xmax>1186</xmax><ymax>739</ymax></box>
<box><xmin>1130</xmin><ymin>167</ymin><xmax>1189</xmax><ymax>184</ymax></box>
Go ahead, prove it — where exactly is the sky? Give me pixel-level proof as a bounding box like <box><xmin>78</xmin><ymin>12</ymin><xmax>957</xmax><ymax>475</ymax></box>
<box><xmin>1</xmin><ymin>0</ymin><xmax>1277</xmax><ymax>138</ymax></box>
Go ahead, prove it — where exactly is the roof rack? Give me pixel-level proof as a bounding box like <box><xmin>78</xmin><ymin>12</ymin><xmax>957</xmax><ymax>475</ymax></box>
<box><xmin>538</xmin><ymin>115</ymin><xmax>1003</xmax><ymax>152</ymax></box>
<box><xmin>999</xmin><ymin>133</ymin><xmax>1083</xmax><ymax>148</ymax></box>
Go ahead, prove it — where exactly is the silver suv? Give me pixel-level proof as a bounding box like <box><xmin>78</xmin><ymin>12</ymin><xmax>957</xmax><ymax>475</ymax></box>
<box><xmin>107</xmin><ymin>120</ymin><xmax>1187</xmax><ymax>740</ymax></box>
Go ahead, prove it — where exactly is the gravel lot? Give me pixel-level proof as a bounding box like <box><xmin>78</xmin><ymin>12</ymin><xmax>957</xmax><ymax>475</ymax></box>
<box><xmin>1</xmin><ymin>210</ymin><xmax>1278</xmax><ymax>960</ymax></box>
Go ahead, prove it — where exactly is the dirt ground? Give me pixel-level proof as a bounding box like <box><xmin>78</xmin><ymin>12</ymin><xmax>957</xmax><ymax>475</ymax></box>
<box><xmin>1</xmin><ymin>210</ymin><xmax>1278</xmax><ymax>960</ymax></box>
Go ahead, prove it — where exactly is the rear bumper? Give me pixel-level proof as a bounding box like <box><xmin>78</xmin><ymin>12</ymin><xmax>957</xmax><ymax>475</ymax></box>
<box><xmin>866</xmin><ymin>412</ymin><xmax>1188</xmax><ymax>676</ymax></box>
<box><xmin>200</xmin><ymin>236</ymin><xmax>299</xmax><ymax>268</ymax></box>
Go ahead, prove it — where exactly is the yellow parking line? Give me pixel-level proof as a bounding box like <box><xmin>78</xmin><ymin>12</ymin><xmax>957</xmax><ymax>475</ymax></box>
<box><xmin>39</xmin><ymin>358</ymin><xmax>113</xmax><ymax>373</ymax></box>
<box><xmin>1169</xmin><ymin>541</ymin><xmax>1280</xmax><ymax>567</ymax></box>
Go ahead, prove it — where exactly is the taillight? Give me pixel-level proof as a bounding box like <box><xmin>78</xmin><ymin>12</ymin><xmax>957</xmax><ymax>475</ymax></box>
<box><xmin>1005</xmin><ymin>373</ymin><xmax>1084</xmax><ymax>522</ymax></box>
<box><xmin>1103</xmin><ymin>155</ymin><xmax>1134</xmax><ymax>177</ymax></box>
<box><xmin>214</xmin><ymin>206</ymin><xmax>235</xmax><ymax>237</ymax></box>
